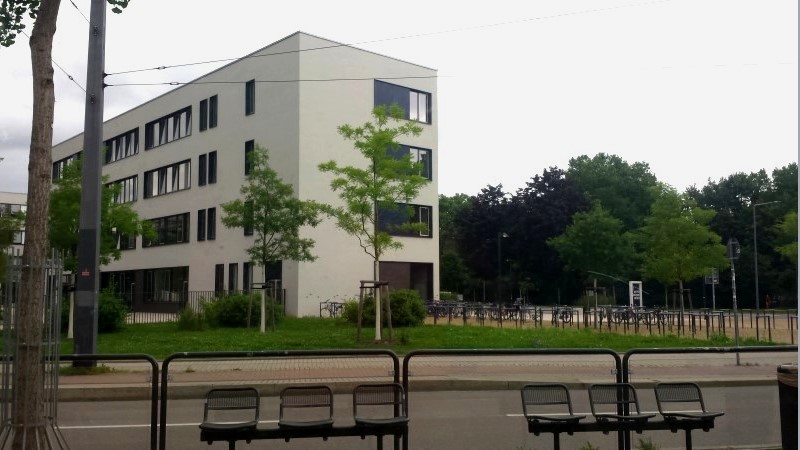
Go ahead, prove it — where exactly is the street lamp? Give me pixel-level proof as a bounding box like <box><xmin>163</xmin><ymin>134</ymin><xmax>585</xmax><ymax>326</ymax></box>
<box><xmin>727</xmin><ymin>237</ymin><xmax>741</xmax><ymax>366</ymax></box>
<box><xmin>752</xmin><ymin>200</ymin><xmax>780</xmax><ymax>341</ymax></box>
<box><xmin>496</xmin><ymin>232</ymin><xmax>508</xmax><ymax>303</ymax></box>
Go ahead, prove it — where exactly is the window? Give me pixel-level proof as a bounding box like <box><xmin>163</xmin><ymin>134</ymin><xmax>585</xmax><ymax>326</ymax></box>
<box><xmin>143</xmin><ymin>266</ymin><xmax>188</xmax><ymax>302</ymax></box>
<box><xmin>245</xmin><ymin>80</ymin><xmax>255</xmax><ymax>115</ymax></box>
<box><xmin>214</xmin><ymin>264</ymin><xmax>224</xmax><ymax>295</ymax></box>
<box><xmin>199</xmin><ymin>154</ymin><xmax>207</xmax><ymax>186</ymax></box>
<box><xmin>143</xmin><ymin>212</ymin><xmax>190</xmax><ymax>247</ymax></box>
<box><xmin>104</xmin><ymin>128</ymin><xmax>139</xmax><ymax>164</ymax></box>
<box><xmin>115</xmin><ymin>231</ymin><xmax>136</xmax><ymax>250</ymax></box>
<box><xmin>52</xmin><ymin>152</ymin><xmax>81</xmax><ymax>180</ymax></box>
<box><xmin>0</xmin><ymin>203</ymin><xmax>26</xmax><ymax>216</ymax></box>
<box><xmin>243</xmin><ymin>262</ymin><xmax>251</xmax><ymax>293</ymax></box>
<box><xmin>107</xmin><ymin>175</ymin><xmax>138</xmax><ymax>204</ymax></box>
<box><xmin>228</xmin><ymin>263</ymin><xmax>238</xmax><ymax>291</ymax></box>
<box><xmin>207</xmin><ymin>207</ymin><xmax>216</xmax><ymax>240</ymax></box>
<box><xmin>208</xmin><ymin>151</ymin><xmax>218</xmax><ymax>184</ymax></box>
<box><xmin>12</xmin><ymin>231</ymin><xmax>24</xmax><ymax>245</ymax></box>
<box><xmin>144</xmin><ymin>106</ymin><xmax>191</xmax><ymax>149</ymax></box>
<box><xmin>199</xmin><ymin>95</ymin><xmax>218</xmax><ymax>131</ymax></box>
<box><xmin>243</xmin><ymin>201</ymin><xmax>254</xmax><ymax>236</ymax></box>
<box><xmin>197</xmin><ymin>209</ymin><xmax>206</xmax><ymax>241</ymax></box>
<box><xmin>209</xmin><ymin>95</ymin><xmax>218</xmax><ymax>128</ymax></box>
<box><xmin>143</xmin><ymin>160</ymin><xmax>191</xmax><ymax>198</ymax></box>
<box><xmin>199</xmin><ymin>99</ymin><xmax>208</xmax><ymax>131</ymax></box>
<box><xmin>244</xmin><ymin>140</ymin><xmax>254</xmax><ymax>175</ymax></box>
<box><xmin>390</xmin><ymin>145</ymin><xmax>432</xmax><ymax>180</ymax></box>
<box><xmin>374</xmin><ymin>80</ymin><xmax>432</xmax><ymax>124</ymax></box>
<box><xmin>377</xmin><ymin>203</ymin><xmax>432</xmax><ymax>238</ymax></box>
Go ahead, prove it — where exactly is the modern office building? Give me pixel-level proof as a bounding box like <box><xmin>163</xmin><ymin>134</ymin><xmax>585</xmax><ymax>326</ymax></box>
<box><xmin>0</xmin><ymin>191</ymin><xmax>27</xmax><ymax>255</ymax></box>
<box><xmin>51</xmin><ymin>32</ymin><xmax>439</xmax><ymax>317</ymax></box>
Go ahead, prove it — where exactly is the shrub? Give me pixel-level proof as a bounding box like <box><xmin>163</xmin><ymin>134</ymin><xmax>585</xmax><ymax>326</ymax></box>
<box><xmin>177</xmin><ymin>303</ymin><xmax>207</xmax><ymax>331</ymax></box>
<box><xmin>204</xmin><ymin>293</ymin><xmax>284</xmax><ymax>328</ymax></box>
<box><xmin>340</xmin><ymin>289</ymin><xmax>426</xmax><ymax>327</ymax></box>
<box><xmin>97</xmin><ymin>287</ymin><xmax>128</xmax><ymax>333</ymax></box>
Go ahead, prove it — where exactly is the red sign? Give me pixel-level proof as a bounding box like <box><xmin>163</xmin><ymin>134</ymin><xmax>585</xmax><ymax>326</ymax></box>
<box><xmin>81</xmin><ymin>268</ymin><xmax>90</xmax><ymax>277</ymax></box>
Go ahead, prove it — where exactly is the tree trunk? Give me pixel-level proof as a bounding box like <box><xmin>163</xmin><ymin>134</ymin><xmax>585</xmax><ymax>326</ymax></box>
<box><xmin>13</xmin><ymin>1</ymin><xmax>61</xmax><ymax>447</ymax></box>
<box><xmin>373</xmin><ymin>259</ymin><xmax>381</xmax><ymax>340</ymax></box>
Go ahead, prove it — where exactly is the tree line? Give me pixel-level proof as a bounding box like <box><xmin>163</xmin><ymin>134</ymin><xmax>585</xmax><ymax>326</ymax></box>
<box><xmin>440</xmin><ymin>153</ymin><xmax>797</xmax><ymax>309</ymax></box>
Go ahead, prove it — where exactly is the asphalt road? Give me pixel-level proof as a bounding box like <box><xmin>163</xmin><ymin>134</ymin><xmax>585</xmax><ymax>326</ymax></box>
<box><xmin>57</xmin><ymin>385</ymin><xmax>784</xmax><ymax>450</ymax></box>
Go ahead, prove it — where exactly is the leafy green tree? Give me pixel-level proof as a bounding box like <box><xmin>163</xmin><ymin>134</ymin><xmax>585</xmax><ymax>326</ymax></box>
<box><xmin>49</xmin><ymin>160</ymin><xmax>153</xmax><ymax>271</ymax></box>
<box><xmin>548</xmin><ymin>202</ymin><xmax>636</xmax><ymax>281</ymax></box>
<box><xmin>0</xmin><ymin>212</ymin><xmax>24</xmax><ymax>276</ymax></box>
<box><xmin>774</xmin><ymin>211</ymin><xmax>797</xmax><ymax>266</ymax></box>
<box><xmin>221</xmin><ymin>145</ymin><xmax>321</xmax><ymax>329</ymax></box>
<box><xmin>637</xmin><ymin>186</ymin><xmax>729</xmax><ymax>311</ymax></box>
<box><xmin>2</xmin><ymin>0</ymin><xmax>131</xmax><ymax>446</ymax></box>
<box><xmin>438</xmin><ymin>194</ymin><xmax>472</xmax><ymax>294</ymax></box>
<box><xmin>567</xmin><ymin>153</ymin><xmax>658</xmax><ymax>230</ymax></box>
<box><xmin>318</xmin><ymin>104</ymin><xmax>428</xmax><ymax>340</ymax></box>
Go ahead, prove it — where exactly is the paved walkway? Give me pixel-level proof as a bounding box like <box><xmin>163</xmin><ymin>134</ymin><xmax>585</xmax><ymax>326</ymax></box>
<box><xmin>57</xmin><ymin>351</ymin><xmax>797</xmax><ymax>401</ymax></box>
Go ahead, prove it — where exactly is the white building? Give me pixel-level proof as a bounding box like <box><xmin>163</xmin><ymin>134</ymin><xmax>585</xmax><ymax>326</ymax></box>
<box><xmin>51</xmin><ymin>32</ymin><xmax>439</xmax><ymax>317</ymax></box>
<box><xmin>0</xmin><ymin>191</ymin><xmax>27</xmax><ymax>256</ymax></box>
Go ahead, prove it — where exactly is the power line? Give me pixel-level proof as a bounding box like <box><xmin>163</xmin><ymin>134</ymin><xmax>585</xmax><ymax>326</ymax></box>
<box><xmin>20</xmin><ymin>30</ymin><xmax>86</xmax><ymax>92</ymax></box>
<box><xmin>105</xmin><ymin>0</ymin><xmax>672</xmax><ymax>76</ymax></box>
<box><xmin>69</xmin><ymin>0</ymin><xmax>90</xmax><ymax>24</ymax></box>
<box><xmin>106</xmin><ymin>75</ymin><xmax>442</xmax><ymax>88</ymax></box>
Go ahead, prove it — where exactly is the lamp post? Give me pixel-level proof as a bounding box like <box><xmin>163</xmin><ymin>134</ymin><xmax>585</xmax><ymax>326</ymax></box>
<box><xmin>727</xmin><ymin>238</ymin><xmax>741</xmax><ymax>366</ymax></box>
<box><xmin>496</xmin><ymin>232</ymin><xmax>508</xmax><ymax>303</ymax></box>
<box><xmin>752</xmin><ymin>200</ymin><xmax>780</xmax><ymax>341</ymax></box>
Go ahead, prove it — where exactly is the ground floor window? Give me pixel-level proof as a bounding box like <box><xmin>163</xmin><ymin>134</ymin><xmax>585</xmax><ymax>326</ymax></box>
<box><xmin>379</xmin><ymin>261</ymin><xmax>433</xmax><ymax>301</ymax></box>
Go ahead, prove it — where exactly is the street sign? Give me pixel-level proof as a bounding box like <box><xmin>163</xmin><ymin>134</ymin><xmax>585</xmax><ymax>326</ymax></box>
<box><xmin>727</xmin><ymin>238</ymin><xmax>740</xmax><ymax>260</ymax></box>
<box><xmin>629</xmin><ymin>281</ymin><xmax>643</xmax><ymax>307</ymax></box>
<box><xmin>704</xmin><ymin>268</ymin><xmax>719</xmax><ymax>285</ymax></box>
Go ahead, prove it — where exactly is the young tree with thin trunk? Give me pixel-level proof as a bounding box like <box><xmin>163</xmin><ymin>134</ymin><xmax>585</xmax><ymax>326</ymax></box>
<box><xmin>1</xmin><ymin>1</ymin><xmax>129</xmax><ymax>446</ymax></box>
<box><xmin>221</xmin><ymin>145</ymin><xmax>321</xmax><ymax>329</ymax></box>
<box><xmin>318</xmin><ymin>103</ymin><xmax>428</xmax><ymax>341</ymax></box>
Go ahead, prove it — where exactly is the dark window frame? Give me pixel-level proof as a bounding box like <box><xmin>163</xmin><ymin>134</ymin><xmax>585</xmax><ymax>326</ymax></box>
<box><xmin>199</xmin><ymin>99</ymin><xmax>208</xmax><ymax>131</ymax></box>
<box><xmin>144</xmin><ymin>106</ymin><xmax>192</xmax><ymax>150</ymax></box>
<box><xmin>142</xmin><ymin>212</ymin><xmax>190</xmax><ymax>247</ymax></box>
<box><xmin>208</xmin><ymin>151</ymin><xmax>218</xmax><ymax>184</ymax></box>
<box><xmin>197</xmin><ymin>209</ymin><xmax>206</xmax><ymax>241</ymax></box>
<box><xmin>244</xmin><ymin>140</ymin><xmax>254</xmax><ymax>175</ymax></box>
<box><xmin>143</xmin><ymin>159</ymin><xmax>191</xmax><ymax>199</ymax></box>
<box><xmin>245</xmin><ymin>80</ymin><xmax>255</xmax><ymax>115</ymax></box>
<box><xmin>103</xmin><ymin>128</ymin><xmax>139</xmax><ymax>165</ymax></box>
<box><xmin>198</xmin><ymin>154</ymin><xmax>207</xmax><ymax>186</ymax></box>
<box><xmin>377</xmin><ymin>202</ymin><xmax>433</xmax><ymax>238</ymax></box>
<box><xmin>228</xmin><ymin>263</ymin><xmax>238</xmax><ymax>291</ymax></box>
<box><xmin>207</xmin><ymin>207</ymin><xmax>216</xmax><ymax>240</ymax></box>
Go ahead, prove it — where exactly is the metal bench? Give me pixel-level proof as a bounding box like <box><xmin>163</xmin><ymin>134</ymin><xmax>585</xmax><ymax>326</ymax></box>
<box><xmin>521</xmin><ymin>383</ymin><xmax>585</xmax><ymax>450</ymax></box>
<box><xmin>353</xmin><ymin>383</ymin><xmax>409</xmax><ymax>450</ymax></box>
<box><xmin>278</xmin><ymin>385</ymin><xmax>335</xmax><ymax>439</ymax></box>
<box><xmin>199</xmin><ymin>387</ymin><xmax>260</xmax><ymax>450</ymax></box>
<box><xmin>654</xmin><ymin>382</ymin><xmax>724</xmax><ymax>449</ymax></box>
<box><xmin>588</xmin><ymin>383</ymin><xmax>655</xmax><ymax>433</ymax></box>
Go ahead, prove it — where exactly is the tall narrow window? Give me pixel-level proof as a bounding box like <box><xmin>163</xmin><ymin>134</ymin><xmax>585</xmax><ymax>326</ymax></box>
<box><xmin>208</xmin><ymin>151</ymin><xmax>218</xmax><ymax>184</ymax></box>
<box><xmin>228</xmin><ymin>263</ymin><xmax>238</xmax><ymax>291</ymax></box>
<box><xmin>199</xmin><ymin>99</ymin><xmax>208</xmax><ymax>131</ymax></box>
<box><xmin>197</xmin><ymin>209</ymin><xmax>206</xmax><ymax>241</ymax></box>
<box><xmin>244</xmin><ymin>140</ymin><xmax>254</xmax><ymax>175</ymax></box>
<box><xmin>209</xmin><ymin>95</ymin><xmax>218</xmax><ymax>128</ymax></box>
<box><xmin>214</xmin><ymin>264</ymin><xmax>224</xmax><ymax>295</ymax></box>
<box><xmin>243</xmin><ymin>201</ymin><xmax>254</xmax><ymax>236</ymax></box>
<box><xmin>245</xmin><ymin>80</ymin><xmax>255</xmax><ymax>115</ymax></box>
<box><xmin>198</xmin><ymin>154</ymin><xmax>207</xmax><ymax>186</ymax></box>
<box><xmin>243</xmin><ymin>262</ymin><xmax>251</xmax><ymax>293</ymax></box>
<box><xmin>207</xmin><ymin>207</ymin><xmax>216</xmax><ymax>240</ymax></box>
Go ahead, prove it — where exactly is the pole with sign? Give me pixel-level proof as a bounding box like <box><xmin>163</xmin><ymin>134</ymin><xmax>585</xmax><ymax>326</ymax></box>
<box><xmin>628</xmin><ymin>281</ymin><xmax>643</xmax><ymax>308</ymax></box>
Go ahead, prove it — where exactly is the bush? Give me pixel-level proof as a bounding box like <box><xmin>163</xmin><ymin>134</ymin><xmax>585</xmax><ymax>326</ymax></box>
<box><xmin>204</xmin><ymin>293</ymin><xmax>284</xmax><ymax>328</ymax></box>
<box><xmin>97</xmin><ymin>288</ymin><xmax>128</xmax><ymax>333</ymax></box>
<box><xmin>177</xmin><ymin>303</ymin><xmax>207</xmax><ymax>331</ymax></box>
<box><xmin>340</xmin><ymin>289</ymin><xmax>427</xmax><ymax>327</ymax></box>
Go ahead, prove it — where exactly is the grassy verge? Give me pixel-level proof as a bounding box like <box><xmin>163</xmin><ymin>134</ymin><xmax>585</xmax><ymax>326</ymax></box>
<box><xmin>60</xmin><ymin>317</ymin><xmax>768</xmax><ymax>360</ymax></box>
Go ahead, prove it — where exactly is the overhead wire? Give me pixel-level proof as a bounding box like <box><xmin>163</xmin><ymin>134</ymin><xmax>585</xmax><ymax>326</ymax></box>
<box><xmin>105</xmin><ymin>75</ymin><xmax>442</xmax><ymax>88</ymax></box>
<box><xmin>105</xmin><ymin>0</ymin><xmax>673</xmax><ymax>77</ymax></box>
<box><xmin>20</xmin><ymin>30</ymin><xmax>86</xmax><ymax>93</ymax></box>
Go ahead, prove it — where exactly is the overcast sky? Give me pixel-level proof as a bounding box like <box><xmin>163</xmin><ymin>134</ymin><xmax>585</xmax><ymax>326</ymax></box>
<box><xmin>0</xmin><ymin>0</ymin><xmax>796</xmax><ymax>197</ymax></box>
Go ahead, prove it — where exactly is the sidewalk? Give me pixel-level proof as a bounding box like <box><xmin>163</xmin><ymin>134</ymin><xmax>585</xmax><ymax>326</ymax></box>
<box><xmin>57</xmin><ymin>351</ymin><xmax>797</xmax><ymax>401</ymax></box>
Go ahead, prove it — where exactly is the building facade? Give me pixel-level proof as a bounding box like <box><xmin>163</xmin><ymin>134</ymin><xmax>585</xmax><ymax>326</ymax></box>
<box><xmin>0</xmin><ymin>191</ymin><xmax>27</xmax><ymax>256</ymax></box>
<box><xmin>51</xmin><ymin>32</ymin><xmax>439</xmax><ymax>317</ymax></box>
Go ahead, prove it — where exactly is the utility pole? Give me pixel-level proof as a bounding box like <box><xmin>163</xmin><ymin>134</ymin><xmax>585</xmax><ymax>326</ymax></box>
<box><xmin>74</xmin><ymin>0</ymin><xmax>106</xmax><ymax>364</ymax></box>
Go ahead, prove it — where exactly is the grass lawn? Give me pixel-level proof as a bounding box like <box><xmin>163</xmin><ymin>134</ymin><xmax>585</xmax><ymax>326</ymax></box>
<box><xmin>60</xmin><ymin>317</ymin><xmax>765</xmax><ymax>360</ymax></box>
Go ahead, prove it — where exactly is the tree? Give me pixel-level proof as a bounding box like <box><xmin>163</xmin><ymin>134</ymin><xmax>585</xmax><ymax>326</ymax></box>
<box><xmin>567</xmin><ymin>153</ymin><xmax>658</xmax><ymax>230</ymax></box>
<box><xmin>774</xmin><ymin>211</ymin><xmax>797</xmax><ymax>266</ymax></box>
<box><xmin>49</xmin><ymin>160</ymin><xmax>153</xmax><ymax>271</ymax></box>
<box><xmin>548</xmin><ymin>201</ymin><xmax>636</xmax><ymax>282</ymax></box>
<box><xmin>318</xmin><ymin>104</ymin><xmax>428</xmax><ymax>340</ymax></box>
<box><xmin>438</xmin><ymin>194</ymin><xmax>472</xmax><ymax>294</ymax></box>
<box><xmin>637</xmin><ymin>186</ymin><xmax>729</xmax><ymax>311</ymax></box>
<box><xmin>221</xmin><ymin>145</ymin><xmax>321</xmax><ymax>329</ymax></box>
<box><xmin>1</xmin><ymin>1</ymin><xmax>129</xmax><ymax>446</ymax></box>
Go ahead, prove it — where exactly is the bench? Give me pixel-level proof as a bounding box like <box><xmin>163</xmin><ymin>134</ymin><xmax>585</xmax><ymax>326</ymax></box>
<box><xmin>521</xmin><ymin>383</ymin><xmax>585</xmax><ymax>450</ymax></box>
<box><xmin>200</xmin><ymin>384</ymin><xmax>408</xmax><ymax>449</ymax></box>
<box><xmin>198</xmin><ymin>387</ymin><xmax>260</xmax><ymax>450</ymax></box>
<box><xmin>654</xmin><ymin>382</ymin><xmax>724</xmax><ymax>449</ymax></box>
<box><xmin>521</xmin><ymin>383</ymin><xmax>724</xmax><ymax>450</ymax></box>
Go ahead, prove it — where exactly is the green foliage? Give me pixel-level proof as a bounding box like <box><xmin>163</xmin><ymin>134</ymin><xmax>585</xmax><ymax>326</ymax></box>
<box><xmin>774</xmin><ymin>211</ymin><xmax>798</xmax><ymax>265</ymax></box>
<box><xmin>49</xmin><ymin>160</ymin><xmax>154</xmax><ymax>271</ymax></box>
<box><xmin>637</xmin><ymin>185</ymin><xmax>729</xmax><ymax>287</ymax></box>
<box><xmin>203</xmin><ymin>293</ymin><xmax>284</xmax><ymax>328</ymax></box>
<box><xmin>340</xmin><ymin>290</ymin><xmax>426</xmax><ymax>327</ymax></box>
<box><xmin>0</xmin><ymin>211</ymin><xmax>23</xmax><ymax>275</ymax></box>
<box><xmin>579</xmin><ymin>442</ymin><xmax>601</xmax><ymax>450</ymax></box>
<box><xmin>439</xmin><ymin>291</ymin><xmax>459</xmax><ymax>301</ymax></box>
<box><xmin>635</xmin><ymin>437</ymin><xmax>659</xmax><ymax>450</ymax></box>
<box><xmin>176</xmin><ymin>305</ymin><xmax>207</xmax><ymax>331</ymax></box>
<box><xmin>318</xmin><ymin>104</ymin><xmax>427</xmax><ymax>263</ymax></box>
<box><xmin>548</xmin><ymin>202</ymin><xmax>636</xmax><ymax>278</ymax></box>
<box><xmin>97</xmin><ymin>288</ymin><xmax>128</xmax><ymax>333</ymax></box>
<box><xmin>221</xmin><ymin>144</ymin><xmax>320</xmax><ymax>278</ymax></box>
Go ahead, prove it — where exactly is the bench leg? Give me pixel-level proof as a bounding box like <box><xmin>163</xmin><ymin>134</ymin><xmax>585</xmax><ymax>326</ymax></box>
<box><xmin>376</xmin><ymin>435</ymin><xmax>383</xmax><ymax>450</ymax></box>
<box><xmin>685</xmin><ymin>430</ymin><xmax>693</xmax><ymax>450</ymax></box>
<box><xmin>227</xmin><ymin>440</ymin><xmax>236</xmax><ymax>450</ymax></box>
<box><xmin>552</xmin><ymin>432</ymin><xmax>561</xmax><ymax>450</ymax></box>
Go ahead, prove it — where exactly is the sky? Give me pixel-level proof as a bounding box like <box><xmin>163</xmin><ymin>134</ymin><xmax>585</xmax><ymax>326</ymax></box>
<box><xmin>0</xmin><ymin>0</ymin><xmax>796</xmax><ymax>197</ymax></box>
